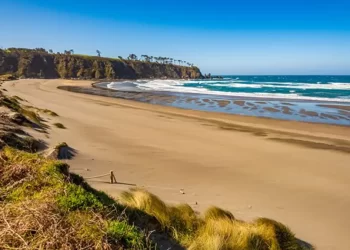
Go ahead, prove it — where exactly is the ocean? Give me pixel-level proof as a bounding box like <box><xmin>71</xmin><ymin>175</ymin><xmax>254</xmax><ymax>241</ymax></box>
<box><xmin>108</xmin><ymin>75</ymin><xmax>350</xmax><ymax>103</ymax></box>
<box><xmin>87</xmin><ymin>76</ymin><xmax>350</xmax><ymax>126</ymax></box>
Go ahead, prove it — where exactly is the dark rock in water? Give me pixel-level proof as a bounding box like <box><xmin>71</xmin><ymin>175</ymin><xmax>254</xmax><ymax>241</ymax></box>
<box><xmin>0</xmin><ymin>48</ymin><xmax>203</xmax><ymax>80</ymax></box>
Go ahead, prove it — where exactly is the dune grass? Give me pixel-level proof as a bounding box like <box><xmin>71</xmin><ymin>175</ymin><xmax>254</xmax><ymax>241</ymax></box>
<box><xmin>53</xmin><ymin>122</ymin><xmax>66</xmax><ymax>129</ymax></box>
<box><xmin>42</xmin><ymin>109</ymin><xmax>59</xmax><ymax>116</ymax></box>
<box><xmin>119</xmin><ymin>188</ymin><xmax>313</xmax><ymax>250</ymax></box>
<box><xmin>204</xmin><ymin>206</ymin><xmax>235</xmax><ymax>221</ymax></box>
<box><xmin>0</xmin><ymin>74</ymin><xmax>16</xmax><ymax>81</ymax></box>
<box><xmin>0</xmin><ymin>96</ymin><xmax>42</xmax><ymax>125</ymax></box>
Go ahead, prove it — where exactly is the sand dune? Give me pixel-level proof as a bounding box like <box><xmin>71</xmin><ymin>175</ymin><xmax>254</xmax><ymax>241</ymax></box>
<box><xmin>4</xmin><ymin>79</ymin><xmax>350</xmax><ymax>250</ymax></box>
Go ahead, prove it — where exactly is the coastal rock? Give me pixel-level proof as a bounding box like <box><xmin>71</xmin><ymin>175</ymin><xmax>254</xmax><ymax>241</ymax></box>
<box><xmin>0</xmin><ymin>48</ymin><xmax>203</xmax><ymax>80</ymax></box>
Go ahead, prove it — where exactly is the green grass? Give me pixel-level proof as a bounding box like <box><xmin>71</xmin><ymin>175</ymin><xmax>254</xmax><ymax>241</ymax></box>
<box><xmin>107</xmin><ymin>220</ymin><xmax>145</xmax><ymax>248</ymax></box>
<box><xmin>57</xmin><ymin>184</ymin><xmax>103</xmax><ymax>211</ymax></box>
<box><xmin>72</xmin><ymin>53</ymin><xmax>121</xmax><ymax>62</ymax></box>
<box><xmin>53</xmin><ymin>122</ymin><xmax>66</xmax><ymax>129</ymax></box>
<box><xmin>0</xmin><ymin>147</ymin><xmax>152</xmax><ymax>249</ymax></box>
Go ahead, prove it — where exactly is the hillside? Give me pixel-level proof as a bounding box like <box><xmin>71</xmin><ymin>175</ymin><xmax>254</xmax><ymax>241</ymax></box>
<box><xmin>0</xmin><ymin>48</ymin><xmax>202</xmax><ymax>80</ymax></box>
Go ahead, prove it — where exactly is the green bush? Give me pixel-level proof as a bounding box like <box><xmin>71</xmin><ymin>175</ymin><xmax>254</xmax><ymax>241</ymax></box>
<box><xmin>107</xmin><ymin>220</ymin><xmax>145</xmax><ymax>248</ymax></box>
<box><xmin>57</xmin><ymin>184</ymin><xmax>103</xmax><ymax>211</ymax></box>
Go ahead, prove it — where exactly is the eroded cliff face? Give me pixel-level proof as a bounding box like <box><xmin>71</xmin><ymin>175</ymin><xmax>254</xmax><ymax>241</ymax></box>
<box><xmin>0</xmin><ymin>49</ymin><xmax>202</xmax><ymax>80</ymax></box>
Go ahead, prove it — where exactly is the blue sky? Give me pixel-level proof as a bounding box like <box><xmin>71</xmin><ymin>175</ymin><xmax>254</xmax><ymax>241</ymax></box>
<box><xmin>1</xmin><ymin>0</ymin><xmax>350</xmax><ymax>74</ymax></box>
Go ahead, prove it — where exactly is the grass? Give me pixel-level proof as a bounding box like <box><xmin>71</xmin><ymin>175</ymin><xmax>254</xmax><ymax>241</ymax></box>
<box><xmin>119</xmin><ymin>188</ymin><xmax>313</xmax><ymax>250</ymax></box>
<box><xmin>0</xmin><ymin>132</ymin><xmax>39</xmax><ymax>152</ymax></box>
<box><xmin>0</xmin><ymin>147</ymin><xmax>152</xmax><ymax>249</ymax></box>
<box><xmin>0</xmin><ymin>96</ymin><xmax>42</xmax><ymax>126</ymax></box>
<box><xmin>204</xmin><ymin>206</ymin><xmax>235</xmax><ymax>221</ymax></box>
<box><xmin>0</xmin><ymin>147</ymin><xmax>314</xmax><ymax>250</ymax></box>
<box><xmin>0</xmin><ymin>74</ymin><xmax>16</xmax><ymax>81</ymax></box>
<box><xmin>42</xmin><ymin>109</ymin><xmax>59</xmax><ymax>116</ymax></box>
<box><xmin>53</xmin><ymin>122</ymin><xmax>66</xmax><ymax>129</ymax></box>
<box><xmin>55</xmin><ymin>142</ymin><xmax>68</xmax><ymax>150</ymax></box>
<box><xmin>12</xmin><ymin>95</ymin><xmax>25</xmax><ymax>102</ymax></box>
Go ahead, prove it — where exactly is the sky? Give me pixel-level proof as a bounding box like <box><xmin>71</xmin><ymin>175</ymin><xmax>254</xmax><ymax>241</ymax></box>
<box><xmin>1</xmin><ymin>0</ymin><xmax>350</xmax><ymax>75</ymax></box>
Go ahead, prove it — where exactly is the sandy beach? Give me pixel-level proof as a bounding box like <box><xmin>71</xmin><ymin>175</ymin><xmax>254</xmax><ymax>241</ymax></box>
<box><xmin>4</xmin><ymin>79</ymin><xmax>350</xmax><ymax>250</ymax></box>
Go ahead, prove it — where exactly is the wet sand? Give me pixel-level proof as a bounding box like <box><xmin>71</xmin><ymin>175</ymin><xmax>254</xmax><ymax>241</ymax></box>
<box><xmin>60</xmin><ymin>83</ymin><xmax>350</xmax><ymax>126</ymax></box>
<box><xmin>4</xmin><ymin>79</ymin><xmax>350</xmax><ymax>250</ymax></box>
<box><xmin>318</xmin><ymin>104</ymin><xmax>350</xmax><ymax>111</ymax></box>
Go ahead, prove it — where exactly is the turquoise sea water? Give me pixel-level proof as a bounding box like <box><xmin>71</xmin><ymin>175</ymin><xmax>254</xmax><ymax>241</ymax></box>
<box><xmin>182</xmin><ymin>75</ymin><xmax>350</xmax><ymax>101</ymax></box>
<box><xmin>107</xmin><ymin>75</ymin><xmax>350</xmax><ymax>102</ymax></box>
<box><xmin>102</xmin><ymin>76</ymin><xmax>350</xmax><ymax>125</ymax></box>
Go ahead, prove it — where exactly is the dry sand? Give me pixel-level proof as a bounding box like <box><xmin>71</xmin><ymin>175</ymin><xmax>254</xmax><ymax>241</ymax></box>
<box><xmin>4</xmin><ymin>79</ymin><xmax>350</xmax><ymax>250</ymax></box>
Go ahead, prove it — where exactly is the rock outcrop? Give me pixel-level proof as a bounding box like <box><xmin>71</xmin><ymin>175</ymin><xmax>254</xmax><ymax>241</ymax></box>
<box><xmin>0</xmin><ymin>48</ymin><xmax>202</xmax><ymax>80</ymax></box>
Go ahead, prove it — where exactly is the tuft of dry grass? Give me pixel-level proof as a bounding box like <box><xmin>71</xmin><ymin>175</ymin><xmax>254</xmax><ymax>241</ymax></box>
<box><xmin>204</xmin><ymin>206</ymin><xmax>235</xmax><ymax>222</ymax></box>
<box><xmin>42</xmin><ymin>109</ymin><xmax>59</xmax><ymax>117</ymax></box>
<box><xmin>53</xmin><ymin>122</ymin><xmax>66</xmax><ymax>129</ymax></box>
<box><xmin>189</xmin><ymin>218</ymin><xmax>279</xmax><ymax>250</ymax></box>
<box><xmin>55</xmin><ymin>142</ymin><xmax>68</xmax><ymax>150</ymax></box>
<box><xmin>120</xmin><ymin>188</ymin><xmax>200</xmax><ymax>244</ymax></box>
<box><xmin>120</xmin><ymin>188</ymin><xmax>171</xmax><ymax>227</ymax></box>
<box><xmin>0</xmin><ymin>97</ymin><xmax>43</xmax><ymax>126</ymax></box>
<box><xmin>0</xmin><ymin>74</ymin><xmax>16</xmax><ymax>81</ymax></box>
<box><xmin>119</xmin><ymin>188</ymin><xmax>312</xmax><ymax>250</ymax></box>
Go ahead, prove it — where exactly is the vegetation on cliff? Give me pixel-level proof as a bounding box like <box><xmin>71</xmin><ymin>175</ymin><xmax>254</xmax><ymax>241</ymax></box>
<box><xmin>0</xmin><ymin>48</ymin><xmax>202</xmax><ymax>80</ymax></box>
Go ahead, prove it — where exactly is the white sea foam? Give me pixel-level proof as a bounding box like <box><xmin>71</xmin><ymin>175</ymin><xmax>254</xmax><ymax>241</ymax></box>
<box><xmin>189</xmin><ymin>81</ymin><xmax>350</xmax><ymax>90</ymax></box>
<box><xmin>107</xmin><ymin>80</ymin><xmax>350</xmax><ymax>103</ymax></box>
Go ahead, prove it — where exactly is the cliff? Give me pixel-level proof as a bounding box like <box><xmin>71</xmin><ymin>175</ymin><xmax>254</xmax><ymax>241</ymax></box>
<box><xmin>0</xmin><ymin>48</ymin><xmax>202</xmax><ymax>80</ymax></box>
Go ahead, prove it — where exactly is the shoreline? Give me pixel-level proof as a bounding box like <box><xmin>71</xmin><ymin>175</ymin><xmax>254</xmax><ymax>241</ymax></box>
<box><xmin>56</xmin><ymin>80</ymin><xmax>350</xmax><ymax>126</ymax></box>
<box><xmin>97</xmin><ymin>80</ymin><xmax>350</xmax><ymax>104</ymax></box>
<box><xmin>4</xmin><ymin>79</ymin><xmax>350</xmax><ymax>249</ymax></box>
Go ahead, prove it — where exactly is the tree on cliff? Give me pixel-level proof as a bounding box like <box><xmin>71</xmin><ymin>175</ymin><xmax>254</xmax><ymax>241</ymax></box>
<box><xmin>49</xmin><ymin>49</ymin><xmax>53</xmax><ymax>54</ymax></box>
<box><xmin>69</xmin><ymin>49</ymin><xmax>74</xmax><ymax>54</ymax></box>
<box><xmin>128</xmin><ymin>54</ymin><xmax>138</xmax><ymax>60</ymax></box>
<box><xmin>96</xmin><ymin>50</ymin><xmax>101</xmax><ymax>57</ymax></box>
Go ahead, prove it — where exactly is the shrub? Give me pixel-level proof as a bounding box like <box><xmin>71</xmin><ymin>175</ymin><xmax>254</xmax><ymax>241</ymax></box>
<box><xmin>107</xmin><ymin>220</ymin><xmax>145</xmax><ymax>248</ymax></box>
<box><xmin>57</xmin><ymin>184</ymin><xmax>103</xmax><ymax>211</ymax></box>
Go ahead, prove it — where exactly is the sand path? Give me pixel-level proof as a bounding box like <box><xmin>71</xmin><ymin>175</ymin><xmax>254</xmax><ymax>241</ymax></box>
<box><xmin>4</xmin><ymin>79</ymin><xmax>350</xmax><ymax>250</ymax></box>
